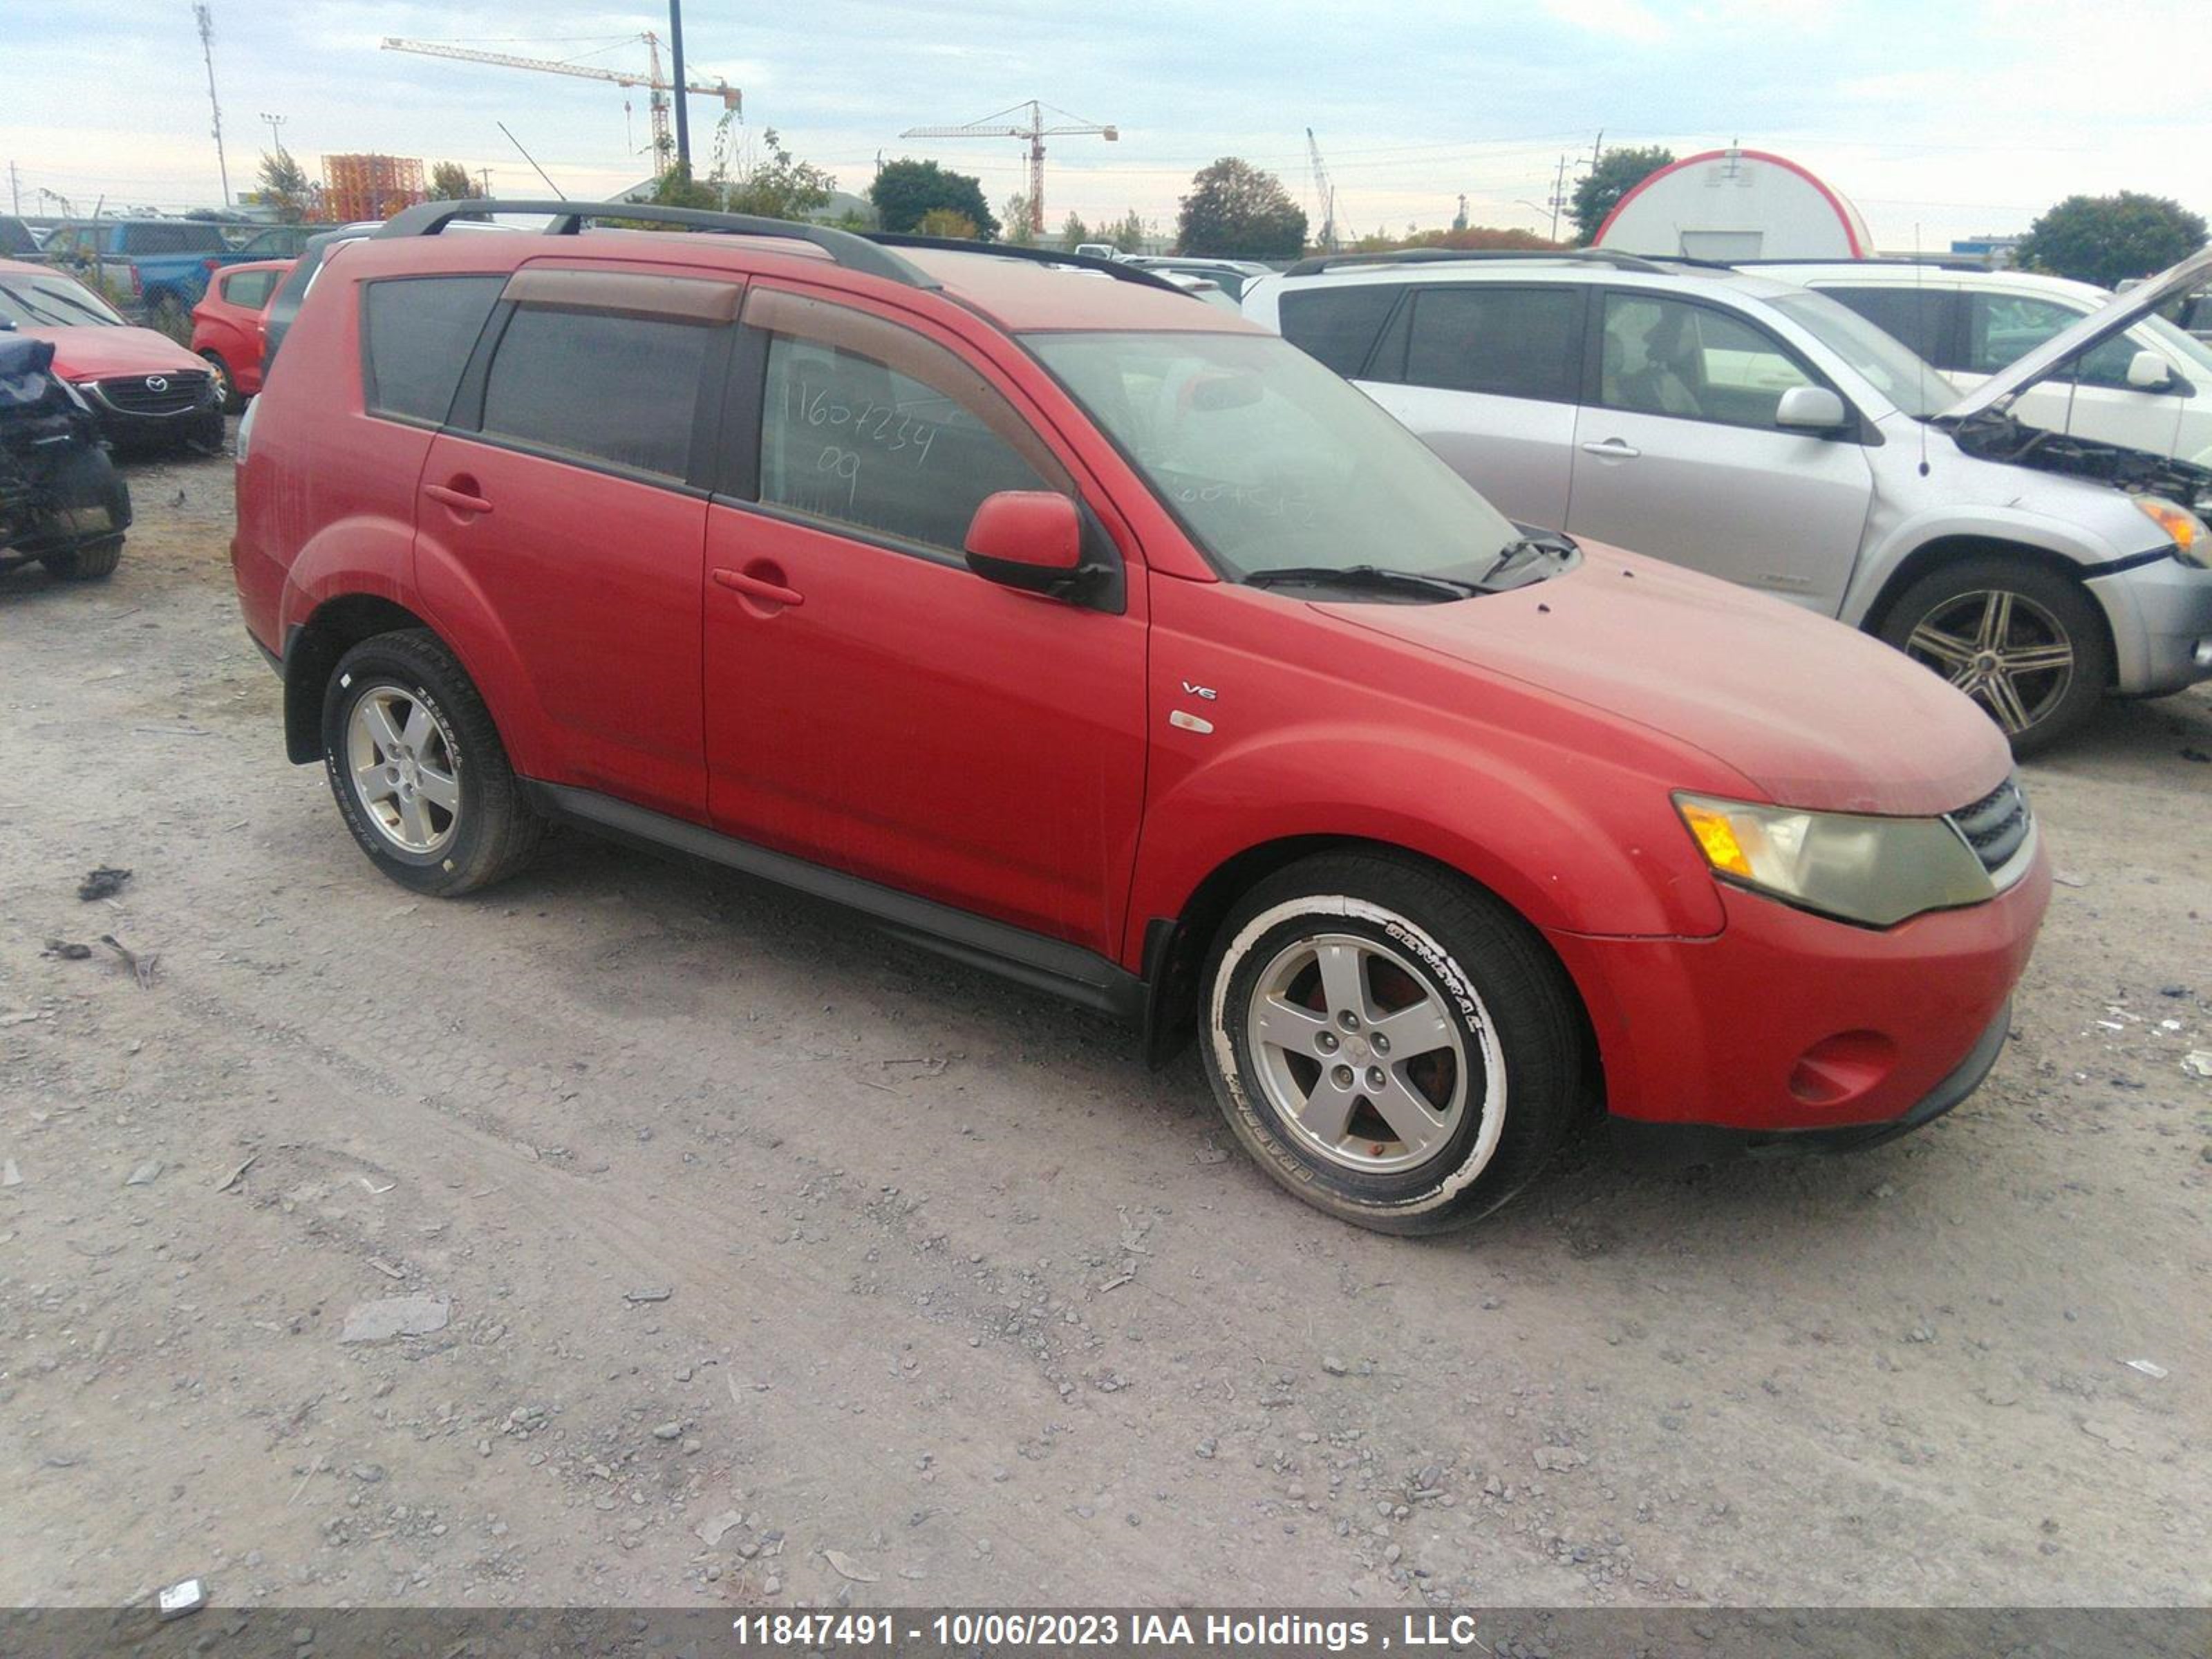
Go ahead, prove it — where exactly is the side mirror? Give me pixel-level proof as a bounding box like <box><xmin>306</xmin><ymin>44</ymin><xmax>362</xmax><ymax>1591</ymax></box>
<box><xmin>964</xmin><ymin>491</ymin><xmax>1085</xmax><ymax>597</ymax></box>
<box><xmin>1774</xmin><ymin>384</ymin><xmax>1850</xmax><ymax>433</ymax></box>
<box><xmin>2126</xmin><ymin>348</ymin><xmax>2175</xmax><ymax>391</ymax></box>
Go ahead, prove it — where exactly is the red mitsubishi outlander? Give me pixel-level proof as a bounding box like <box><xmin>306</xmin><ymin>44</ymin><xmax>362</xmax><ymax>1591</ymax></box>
<box><xmin>230</xmin><ymin>202</ymin><xmax>2050</xmax><ymax>1232</ymax></box>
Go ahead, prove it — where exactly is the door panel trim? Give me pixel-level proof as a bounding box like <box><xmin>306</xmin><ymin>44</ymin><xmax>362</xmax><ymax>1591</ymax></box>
<box><xmin>521</xmin><ymin>780</ymin><xmax>1147</xmax><ymax>1022</ymax></box>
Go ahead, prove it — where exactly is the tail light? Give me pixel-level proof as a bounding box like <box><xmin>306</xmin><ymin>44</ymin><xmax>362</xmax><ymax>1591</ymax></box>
<box><xmin>203</xmin><ymin>257</ymin><xmax>221</xmax><ymax>274</ymax></box>
<box><xmin>129</xmin><ymin>267</ymin><xmax>143</xmax><ymax>297</ymax></box>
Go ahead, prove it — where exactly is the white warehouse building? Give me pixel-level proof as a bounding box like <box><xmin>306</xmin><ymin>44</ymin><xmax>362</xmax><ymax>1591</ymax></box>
<box><xmin>1593</xmin><ymin>147</ymin><xmax>1873</xmax><ymax>261</ymax></box>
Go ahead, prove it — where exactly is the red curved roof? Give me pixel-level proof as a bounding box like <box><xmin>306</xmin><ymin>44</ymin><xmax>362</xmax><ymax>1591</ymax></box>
<box><xmin>1594</xmin><ymin>148</ymin><xmax>1868</xmax><ymax>258</ymax></box>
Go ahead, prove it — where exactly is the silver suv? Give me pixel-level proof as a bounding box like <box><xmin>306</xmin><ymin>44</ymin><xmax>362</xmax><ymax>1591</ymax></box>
<box><xmin>1244</xmin><ymin>248</ymin><xmax>2212</xmax><ymax>753</ymax></box>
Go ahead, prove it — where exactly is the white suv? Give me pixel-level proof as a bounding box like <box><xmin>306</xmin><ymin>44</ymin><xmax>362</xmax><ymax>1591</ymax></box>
<box><xmin>1754</xmin><ymin>261</ymin><xmax>2212</xmax><ymax>469</ymax></box>
<box><xmin>1244</xmin><ymin>247</ymin><xmax>2212</xmax><ymax>753</ymax></box>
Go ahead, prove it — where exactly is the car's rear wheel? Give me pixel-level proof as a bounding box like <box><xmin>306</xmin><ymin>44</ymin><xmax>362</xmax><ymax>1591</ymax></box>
<box><xmin>1199</xmin><ymin>852</ymin><xmax>1584</xmax><ymax>1234</ymax></box>
<box><xmin>39</xmin><ymin>536</ymin><xmax>123</xmax><ymax>582</ymax></box>
<box><xmin>321</xmin><ymin>630</ymin><xmax>543</xmax><ymax>897</ymax></box>
<box><xmin>1878</xmin><ymin>557</ymin><xmax>2108</xmax><ymax>756</ymax></box>
<box><xmin>198</xmin><ymin>350</ymin><xmax>241</xmax><ymax>415</ymax></box>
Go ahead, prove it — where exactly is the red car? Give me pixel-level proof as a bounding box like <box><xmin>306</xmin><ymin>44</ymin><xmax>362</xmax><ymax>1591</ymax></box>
<box><xmin>230</xmin><ymin>202</ymin><xmax>2050</xmax><ymax>1232</ymax></box>
<box><xmin>0</xmin><ymin>256</ymin><xmax>225</xmax><ymax>452</ymax></box>
<box><xmin>189</xmin><ymin>257</ymin><xmax>294</xmax><ymax>411</ymax></box>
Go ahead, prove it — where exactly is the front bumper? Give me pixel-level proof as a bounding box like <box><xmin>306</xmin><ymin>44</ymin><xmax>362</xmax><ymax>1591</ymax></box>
<box><xmin>1548</xmin><ymin>838</ymin><xmax>2050</xmax><ymax>1139</ymax></box>
<box><xmin>75</xmin><ymin>377</ymin><xmax>225</xmax><ymax>450</ymax></box>
<box><xmin>2086</xmin><ymin>552</ymin><xmax>2212</xmax><ymax>695</ymax></box>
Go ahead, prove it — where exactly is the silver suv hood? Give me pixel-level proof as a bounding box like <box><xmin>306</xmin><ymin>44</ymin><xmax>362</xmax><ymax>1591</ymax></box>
<box><xmin>1942</xmin><ymin>244</ymin><xmax>2212</xmax><ymax>421</ymax></box>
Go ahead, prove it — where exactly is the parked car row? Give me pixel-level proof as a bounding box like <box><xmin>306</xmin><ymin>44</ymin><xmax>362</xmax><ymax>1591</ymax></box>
<box><xmin>226</xmin><ymin>201</ymin><xmax>2063</xmax><ymax>1232</ymax></box>
<box><xmin>1240</xmin><ymin>246</ymin><xmax>2212</xmax><ymax>753</ymax></box>
<box><xmin>0</xmin><ymin>257</ymin><xmax>225</xmax><ymax>452</ymax></box>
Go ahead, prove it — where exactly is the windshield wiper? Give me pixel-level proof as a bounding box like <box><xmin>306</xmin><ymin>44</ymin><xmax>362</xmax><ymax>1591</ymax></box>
<box><xmin>1242</xmin><ymin>563</ymin><xmax>1482</xmax><ymax>601</ymax></box>
<box><xmin>1475</xmin><ymin>533</ymin><xmax>1575</xmax><ymax>588</ymax></box>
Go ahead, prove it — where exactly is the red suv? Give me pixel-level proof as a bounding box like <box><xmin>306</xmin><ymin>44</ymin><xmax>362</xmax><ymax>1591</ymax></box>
<box><xmin>231</xmin><ymin>202</ymin><xmax>2050</xmax><ymax>1232</ymax></box>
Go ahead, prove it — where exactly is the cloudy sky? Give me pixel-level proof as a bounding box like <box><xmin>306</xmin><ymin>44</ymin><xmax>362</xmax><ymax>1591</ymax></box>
<box><xmin>4</xmin><ymin>1</ymin><xmax>2204</xmax><ymax>249</ymax></box>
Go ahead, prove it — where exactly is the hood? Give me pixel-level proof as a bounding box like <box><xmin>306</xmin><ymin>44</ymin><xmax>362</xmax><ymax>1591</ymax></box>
<box><xmin>24</xmin><ymin>323</ymin><xmax>207</xmax><ymax>382</ymax></box>
<box><xmin>1321</xmin><ymin>546</ymin><xmax>2010</xmax><ymax>816</ymax></box>
<box><xmin>1942</xmin><ymin>244</ymin><xmax>2212</xmax><ymax>421</ymax></box>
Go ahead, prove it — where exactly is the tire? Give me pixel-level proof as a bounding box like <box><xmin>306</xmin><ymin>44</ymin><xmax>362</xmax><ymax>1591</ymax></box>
<box><xmin>1199</xmin><ymin>852</ymin><xmax>1585</xmax><ymax>1235</ymax></box>
<box><xmin>320</xmin><ymin>629</ymin><xmax>543</xmax><ymax>897</ymax></box>
<box><xmin>41</xmin><ymin>536</ymin><xmax>123</xmax><ymax>581</ymax></box>
<box><xmin>1877</xmin><ymin>556</ymin><xmax>2110</xmax><ymax>758</ymax></box>
<box><xmin>199</xmin><ymin>350</ymin><xmax>241</xmax><ymax>415</ymax></box>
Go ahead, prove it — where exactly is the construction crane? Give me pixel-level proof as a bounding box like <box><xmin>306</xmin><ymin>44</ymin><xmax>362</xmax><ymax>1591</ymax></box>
<box><xmin>1306</xmin><ymin>128</ymin><xmax>1340</xmax><ymax>253</ymax></box>
<box><xmin>899</xmin><ymin>102</ymin><xmax>1118</xmax><ymax>236</ymax></box>
<box><xmin>381</xmin><ymin>35</ymin><xmax>740</xmax><ymax>165</ymax></box>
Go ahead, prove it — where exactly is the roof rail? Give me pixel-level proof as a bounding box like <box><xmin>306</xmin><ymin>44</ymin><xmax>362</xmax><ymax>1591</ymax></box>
<box><xmin>375</xmin><ymin>198</ymin><xmax>940</xmax><ymax>291</ymax></box>
<box><xmin>1282</xmin><ymin>247</ymin><xmax>1676</xmax><ymax>278</ymax></box>
<box><xmin>862</xmin><ymin>233</ymin><xmax>1190</xmax><ymax>296</ymax></box>
<box><xmin>1730</xmin><ymin>255</ymin><xmax>1987</xmax><ymax>272</ymax></box>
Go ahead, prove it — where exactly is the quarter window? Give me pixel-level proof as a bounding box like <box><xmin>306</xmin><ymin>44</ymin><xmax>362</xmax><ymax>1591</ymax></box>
<box><xmin>480</xmin><ymin>305</ymin><xmax>711</xmax><ymax>478</ymax></box>
<box><xmin>362</xmin><ymin>275</ymin><xmax>504</xmax><ymax>425</ymax></box>
<box><xmin>1598</xmin><ymin>294</ymin><xmax>1815</xmax><ymax>428</ymax></box>
<box><xmin>222</xmin><ymin>268</ymin><xmax>278</xmax><ymax>310</ymax></box>
<box><xmin>1398</xmin><ymin>286</ymin><xmax>1581</xmax><ymax>402</ymax></box>
<box><xmin>750</xmin><ymin>290</ymin><xmax>1065</xmax><ymax>554</ymax></box>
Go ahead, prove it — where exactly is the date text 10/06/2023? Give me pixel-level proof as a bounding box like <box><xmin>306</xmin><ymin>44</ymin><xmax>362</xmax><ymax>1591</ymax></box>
<box><xmin>728</xmin><ymin>1611</ymin><xmax>1508</xmax><ymax>1651</ymax></box>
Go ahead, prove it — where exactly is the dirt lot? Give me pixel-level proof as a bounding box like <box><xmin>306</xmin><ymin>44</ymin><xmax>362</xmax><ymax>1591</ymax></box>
<box><xmin>2</xmin><ymin>446</ymin><xmax>2206</xmax><ymax>1615</ymax></box>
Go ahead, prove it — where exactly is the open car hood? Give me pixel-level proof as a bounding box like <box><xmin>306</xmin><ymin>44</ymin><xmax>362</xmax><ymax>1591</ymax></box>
<box><xmin>1941</xmin><ymin>244</ymin><xmax>2212</xmax><ymax>422</ymax></box>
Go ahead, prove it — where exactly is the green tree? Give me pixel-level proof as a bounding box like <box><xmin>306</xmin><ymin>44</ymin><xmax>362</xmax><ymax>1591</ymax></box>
<box><xmin>1098</xmin><ymin>208</ymin><xmax>1147</xmax><ymax>252</ymax></box>
<box><xmin>1058</xmin><ymin>211</ymin><xmax>1094</xmax><ymax>250</ymax></box>
<box><xmin>1176</xmin><ymin>158</ymin><xmax>1306</xmax><ymax>260</ymax></box>
<box><xmin>1001</xmin><ymin>194</ymin><xmax>1037</xmax><ymax>245</ymax></box>
<box><xmin>640</xmin><ymin>129</ymin><xmax>834</xmax><ymax>223</ymax></box>
<box><xmin>257</xmin><ymin>149</ymin><xmax>314</xmax><ymax>225</ymax></box>
<box><xmin>2015</xmin><ymin>192</ymin><xmax>2209</xmax><ymax>288</ymax></box>
<box><xmin>870</xmin><ymin>158</ymin><xmax>997</xmax><ymax>240</ymax></box>
<box><xmin>428</xmin><ymin>161</ymin><xmax>480</xmax><ymax>201</ymax></box>
<box><xmin>1568</xmin><ymin>144</ymin><xmax>1674</xmax><ymax>245</ymax></box>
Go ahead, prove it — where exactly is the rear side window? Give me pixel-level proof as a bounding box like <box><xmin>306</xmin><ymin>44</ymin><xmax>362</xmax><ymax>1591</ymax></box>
<box><xmin>480</xmin><ymin>306</ymin><xmax>711</xmax><ymax>478</ymax></box>
<box><xmin>1400</xmin><ymin>286</ymin><xmax>1581</xmax><ymax>401</ymax></box>
<box><xmin>362</xmin><ymin>276</ymin><xmax>504</xmax><ymax>424</ymax></box>
<box><xmin>122</xmin><ymin>222</ymin><xmax>225</xmax><ymax>255</ymax></box>
<box><xmin>1821</xmin><ymin>285</ymin><xmax>1951</xmax><ymax>367</ymax></box>
<box><xmin>1277</xmin><ymin>285</ymin><xmax>1400</xmax><ymax>376</ymax></box>
<box><xmin>749</xmin><ymin>289</ymin><xmax>1068</xmax><ymax>554</ymax></box>
<box><xmin>221</xmin><ymin>268</ymin><xmax>279</xmax><ymax>310</ymax></box>
<box><xmin>1598</xmin><ymin>294</ymin><xmax>1815</xmax><ymax>429</ymax></box>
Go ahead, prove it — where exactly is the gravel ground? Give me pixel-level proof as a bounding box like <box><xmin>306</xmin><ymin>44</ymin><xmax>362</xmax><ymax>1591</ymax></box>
<box><xmin>1</xmin><ymin>445</ymin><xmax>2206</xmax><ymax>1613</ymax></box>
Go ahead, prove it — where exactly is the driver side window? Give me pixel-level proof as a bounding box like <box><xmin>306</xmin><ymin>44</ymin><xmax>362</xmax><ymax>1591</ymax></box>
<box><xmin>1598</xmin><ymin>295</ymin><xmax>1813</xmax><ymax>429</ymax></box>
<box><xmin>748</xmin><ymin>290</ymin><xmax>1069</xmax><ymax>556</ymax></box>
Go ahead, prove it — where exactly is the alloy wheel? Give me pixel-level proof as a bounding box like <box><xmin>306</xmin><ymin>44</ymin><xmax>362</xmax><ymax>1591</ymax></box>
<box><xmin>1243</xmin><ymin>931</ymin><xmax>1490</xmax><ymax>1174</ymax></box>
<box><xmin>345</xmin><ymin>685</ymin><xmax>461</xmax><ymax>855</ymax></box>
<box><xmin>1902</xmin><ymin>587</ymin><xmax>2074</xmax><ymax>735</ymax></box>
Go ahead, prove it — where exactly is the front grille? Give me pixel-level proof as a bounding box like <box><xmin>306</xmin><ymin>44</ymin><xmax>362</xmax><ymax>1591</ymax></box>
<box><xmin>1948</xmin><ymin>776</ymin><xmax>2032</xmax><ymax>874</ymax></box>
<box><xmin>93</xmin><ymin>371</ymin><xmax>210</xmax><ymax>416</ymax></box>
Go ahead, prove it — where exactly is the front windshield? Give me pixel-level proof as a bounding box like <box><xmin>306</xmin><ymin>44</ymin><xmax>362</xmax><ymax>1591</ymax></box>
<box><xmin>2139</xmin><ymin>311</ymin><xmax>2212</xmax><ymax>379</ymax></box>
<box><xmin>1026</xmin><ymin>329</ymin><xmax>1520</xmax><ymax>581</ymax></box>
<box><xmin>0</xmin><ymin>273</ymin><xmax>124</xmax><ymax>330</ymax></box>
<box><xmin>1764</xmin><ymin>289</ymin><xmax>1949</xmax><ymax>419</ymax></box>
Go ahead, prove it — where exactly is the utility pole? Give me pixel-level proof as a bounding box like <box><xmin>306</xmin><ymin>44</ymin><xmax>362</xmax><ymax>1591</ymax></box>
<box><xmin>476</xmin><ymin>167</ymin><xmax>493</xmax><ymax>196</ymax></box>
<box><xmin>1546</xmin><ymin>153</ymin><xmax>1570</xmax><ymax>243</ymax></box>
<box><xmin>194</xmin><ymin>4</ymin><xmax>232</xmax><ymax>207</ymax></box>
<box><xmin>260</xmin><ymin>111</ymin><xmax>288</xmax><ymax>156</ymax></box>
<box><xmin>667</xmin><ymin>0</ymin><xmax>691</xmax><ymax>172</ymax></box>
<box><xmin>7</xmin><ymin>161</ymin><xmax>19</xmax><ymax>216</ymax></box>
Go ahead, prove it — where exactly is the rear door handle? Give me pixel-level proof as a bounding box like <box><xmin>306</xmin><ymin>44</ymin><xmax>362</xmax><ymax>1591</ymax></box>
<box><xmin>712</xmin><ymin>567</ymin><xmax>805</xmax><ymax>609</ymax></box>
<box><xmin>424</xmin><ymin>482</ymin><xmax>493</xmax><ymax>515</ymax></box>
<box><xmin>1580</xmin><ymin>439</ymin><xmax>1641</xmax><ymax>459</ymax></box>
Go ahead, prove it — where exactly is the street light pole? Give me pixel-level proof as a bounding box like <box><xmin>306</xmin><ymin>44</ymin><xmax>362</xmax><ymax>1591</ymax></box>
<box><xmin>667</xmin><ymin>0</ymin><xmax>691</xmax><ymax>173</ymax></box>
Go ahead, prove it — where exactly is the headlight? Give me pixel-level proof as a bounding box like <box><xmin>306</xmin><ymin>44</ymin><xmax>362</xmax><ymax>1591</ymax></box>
<box><xmin>1674</xmin><ymin>794</ymin><xmax>1998</xmax><ymax>928</ymax></box>
<box><xmin>2136</xmin><ymin>496</ymin><xmax>2208</xmax><ymax>567</ymax></box>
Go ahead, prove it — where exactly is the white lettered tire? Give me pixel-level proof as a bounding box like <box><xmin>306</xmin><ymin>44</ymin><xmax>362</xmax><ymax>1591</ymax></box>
<box><xmin>1199</xmin><ymin>852</ymin><xmax>1586</xmax><ymax>1233</ymax></box>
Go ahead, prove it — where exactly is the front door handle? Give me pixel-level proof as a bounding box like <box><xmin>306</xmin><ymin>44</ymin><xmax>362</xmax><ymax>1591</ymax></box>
<box><xmin>1580</xmin><ymin>439</ymin><xmax>1641</xmax><ymax>459</ymax></box>
<box><xmin>713</xmin><ymin>566</ymin><xmax>805</xmax><ymax>609</ymax></box>
<box><xmin>424</xmin><ymin>481</ymin><xmax>493</xmax><ymax>515</ymax></box>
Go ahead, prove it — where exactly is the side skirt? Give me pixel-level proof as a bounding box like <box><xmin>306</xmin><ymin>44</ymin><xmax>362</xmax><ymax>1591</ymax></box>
<box><xmin>521</xmin><ymin>781</ymin><xmax>1148</xmax><ymax>1024</ymax></box>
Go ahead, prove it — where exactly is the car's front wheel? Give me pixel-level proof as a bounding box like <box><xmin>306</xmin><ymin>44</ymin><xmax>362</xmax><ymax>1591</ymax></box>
<box><xmin>199</xmin><ymin>350</ymin><xmax>241</xmax><ymax>415</ymax></box>
<box><xmin>1199</xmin><ymin>852</ymin><xmax>1585</xmax><ymax>1234</ymax></box>
<box><xmin>1878</xmin><ymin>557</ymin><xmax>2109</xmax><ymax>756</ymax></box>
<box><xmin>321</xmin><ymin>629</ymin><xmax>543</xmax><ymax>897</ymax></box>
